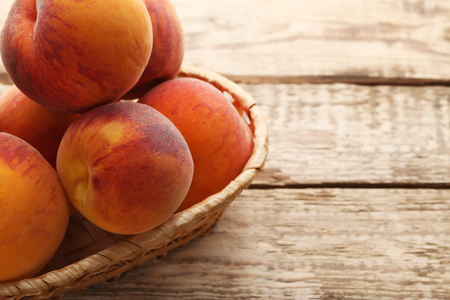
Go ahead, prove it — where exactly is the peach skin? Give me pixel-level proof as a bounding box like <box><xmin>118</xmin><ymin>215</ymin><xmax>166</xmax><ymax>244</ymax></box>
<box><xmin>0</xmin><ymin>132</ymin><xmax>70</xmax><ymax>282</ymax></box>
<box><xmin>1</xmin><ymin>0</ymin><xmax>152</xmax><ymax>113</ymax></box>
<box><xmin>0</xmin><ymin>84</ymin><xmax>78</xmax><ymax>169</ymax></box>
<box><xmin>122</xmin><ymin>0</ymin><xmax>184</xmax><ymax>100</ymax></box>
<box><xmin>139</xmin><ymin>78</ymin><xmax>254</xmax><ymax>212</ymax></box>
<box><xmin>56</xmin><ymin>102</ymin><xmax>194</xmax><ymax>235</ymax></box>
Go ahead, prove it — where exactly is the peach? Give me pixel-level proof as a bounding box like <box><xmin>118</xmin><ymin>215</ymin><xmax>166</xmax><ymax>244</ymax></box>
<box><xmin>122</xmin><ymin>0</ymin><xmax>184</xmax><ymax>100</ymax></box>
<box><xmin>0</xmin><ymin>132</ymin><xmax>70</xmax><ymax>282</ymax></box>
<box><xmin>0</xmin><ymin>85</ymin><xmax>78</xmax><ymax>168</ymax></box>
<box><xmin>56</xmin><ymin>102</ymin><xmax>194</xmax><ymax>235</ymax></box>
<box><xmin>1</xmin><ymin>0</ymin><xmax>152</xmax><ymax>113</ymax></box>
<box><xmin>139</xmin><ymin>78</ymin><xmax>254</xmax><ymax>212</ymax></box>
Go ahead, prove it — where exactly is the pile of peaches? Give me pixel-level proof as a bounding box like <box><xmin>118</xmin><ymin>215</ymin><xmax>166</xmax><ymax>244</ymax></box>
<box><xmin>0</xmin><ymin>0</ymin><xmax>254</xmax><ymax>282</ymax></box>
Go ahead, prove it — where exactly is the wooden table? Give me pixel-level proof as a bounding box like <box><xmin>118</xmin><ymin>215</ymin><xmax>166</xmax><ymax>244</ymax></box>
<box><xmin>2</xmin><ymin>0</ymin><xmax>450</xmax><ymax>299</ymax></box>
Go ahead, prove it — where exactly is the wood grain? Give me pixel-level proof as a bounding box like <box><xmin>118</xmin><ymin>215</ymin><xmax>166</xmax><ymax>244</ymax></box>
<box><xmin>245</xmin><ymin>83</ymin><xmax>450</xmax><ymax>187</ymax></box>
<box><xmin>171</xmin><ymin>0</ymin><xmax>450</xmax><ymax>83</ymax></box>
<box><xmin>60</xmin><ymin>188</ymin><xmax>450</xmax><ymax>300</ymax></box>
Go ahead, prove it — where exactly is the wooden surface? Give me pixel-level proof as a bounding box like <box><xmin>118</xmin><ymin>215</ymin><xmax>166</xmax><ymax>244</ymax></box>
<box><xmin>2</xmin><ymin>0</ymin><xmax>450</xmax><ymax>299</ymax></box>
<box><xmin>175</xmin><ymin>0</ymin><xmax>450</xmax><ymax>84</ymax></box>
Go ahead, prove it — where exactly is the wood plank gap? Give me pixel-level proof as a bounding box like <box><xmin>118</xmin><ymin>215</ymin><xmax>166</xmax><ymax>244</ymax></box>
<box><xmin>3</xmin><ymin>74</ymin><xmax>450</xmax><ymax>87</ymax></box>
<box><xmin>225</xmin><ymin>74</ymin><xmax>450</xmax><ymax>87</ymax></box>
<box><xmin>249</xmin><ymin>182</ymin><xmax>450</xmax><ymax>190</ymax></box>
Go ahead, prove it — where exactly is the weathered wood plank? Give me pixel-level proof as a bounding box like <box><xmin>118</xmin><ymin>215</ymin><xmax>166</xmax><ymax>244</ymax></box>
<box><xmin>171</xmin><ymin>0</ymin><xmax>450</xmax><ymax>83</ymax></box>
<box><xmin>2</xmin><ymin>0</ymin><xmax>450</xmax><ymax>84</ymax></box>
<box><xmin>61</xmin><ymin>188</ymin><xmax>450</xmax><ymax>300</ymax></box>
<box><xmin>245</xmin><ymin>82</ymin><xmax>450</xmax><ymax>186</ymax></box>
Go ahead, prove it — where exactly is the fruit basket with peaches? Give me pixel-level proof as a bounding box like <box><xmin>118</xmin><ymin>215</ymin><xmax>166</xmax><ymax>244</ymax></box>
<box><xmin>0</xmin><ymin>0</ymin><xmax>268</xmax><ymax>299</ymax></box>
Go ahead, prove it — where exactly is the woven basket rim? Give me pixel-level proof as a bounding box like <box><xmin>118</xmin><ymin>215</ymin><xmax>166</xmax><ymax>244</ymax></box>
<box><xmin>0</xmin><ymin>65</ymin><xmax>269</xmax><ymax>299</ymax></box>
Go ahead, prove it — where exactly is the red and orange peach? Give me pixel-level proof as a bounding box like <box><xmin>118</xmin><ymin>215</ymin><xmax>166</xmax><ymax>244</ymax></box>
<box><xmin>0</xmin><ymin>84</ymin><xmax>78</xmax><ymax>168</ymax></box>
<box><xmin>139</xmin><ymin>78</ymin><xmax>254</xmax><ymax>212</ymax></box>
<box><xmin>0</xmin><ymin>132</ymin><xmax>70</xmax><ymax>282</ymax></box>
<box><xmin>122</xmin><ymin>0</ymin><xmax>185</xmax><ymax>100</ymax></box>
<box><xmin>1</xmin><ymin>0</ymin><xmax>153</xmax><ymax>113</ymax></box>
<box><xmin>56</xmin><ymin>102</ymin><xmax>194</xmax><ymax>235</ymax></box>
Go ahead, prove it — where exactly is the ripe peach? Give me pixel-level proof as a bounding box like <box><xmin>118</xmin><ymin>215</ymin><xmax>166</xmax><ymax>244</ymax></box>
<box><xmin>122</xmin><ymin>0</ymin><xmax>184</xmax><ymax>100</ymax></box>
<box><xmin>1</xmin><ymin>0</ymin><xmax>152</xmax><ymax>113</ymax></box>
<box><xmin>0</xmin><ymin>85</ymin><xmax>78</xmax><ymax>168</ymax></box>
<box><xmin>0</xmin><ymin>132</ymin><xmax>70</xmax><ymax>282</ymax></box>
<box><xmin>139</xmin><ymin>78</ymin><xmax>254</xmax><ymax>212</ymax></box>
<box><xmin>56</xmin><ymin>102</ymin><xmax>194</xmax><ymax>235</ymax></box>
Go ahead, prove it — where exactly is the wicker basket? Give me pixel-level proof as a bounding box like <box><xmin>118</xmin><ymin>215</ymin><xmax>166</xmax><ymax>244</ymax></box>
<box><xmin>0</xmin><ymin>65</ymin><xmax>269</xmax><ymax>300</ymax></box>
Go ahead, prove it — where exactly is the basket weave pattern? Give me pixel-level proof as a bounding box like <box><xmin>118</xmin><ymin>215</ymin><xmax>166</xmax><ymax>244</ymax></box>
<box><xmin>0</xmin><ymin>65</ymin><xmax>269</xmax><ymax>300</ymax></box>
